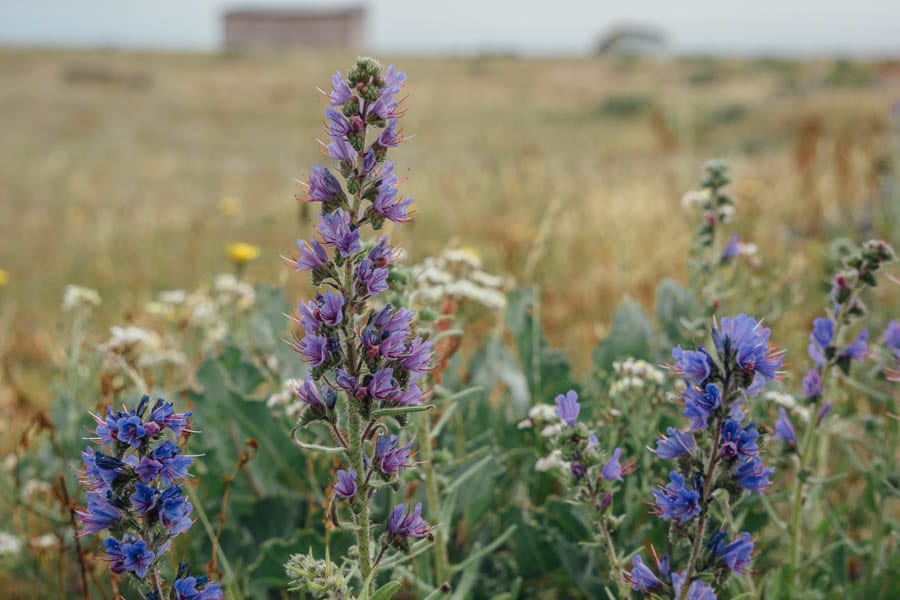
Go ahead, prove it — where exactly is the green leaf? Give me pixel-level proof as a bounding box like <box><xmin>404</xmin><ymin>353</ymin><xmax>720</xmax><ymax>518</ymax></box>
<box><xmin>369</xmin><ymin>581</ymin><xmax>402</xmax><ymax>600</ymax></box>
<box><xmin>370</xmin><ymin>404</ymin><xmax>434</xmax><ymax>418</ymax></box>
<box><xmin>654</xmin><ymin>278</ymin><xmax>697</xmax><ymax>345</ymax></box>
<box><xmin>592</xmin><ymin>297</ymin><xmax>656</xmax><ymax>370</ymax></box>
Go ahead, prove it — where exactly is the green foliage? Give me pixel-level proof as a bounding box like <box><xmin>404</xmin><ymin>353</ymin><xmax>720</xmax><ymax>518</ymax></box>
<box><xmin>592</xmin><ymin>296</ymin><xmax>656</xmax><ymax>371</ymax></box>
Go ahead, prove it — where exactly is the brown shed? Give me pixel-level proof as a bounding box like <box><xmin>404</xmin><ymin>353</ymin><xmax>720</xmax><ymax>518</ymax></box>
<box><xmin>223</xmin><ymin>6</ymin><xmax>366</xmax><ymax>51</ymax></box>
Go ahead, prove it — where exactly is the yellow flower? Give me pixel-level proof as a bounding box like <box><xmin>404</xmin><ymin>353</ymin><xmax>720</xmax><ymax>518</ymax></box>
<box><xmin>219</xmin><ymin>196</ymin><xmax>241</xmax><ymax>216</ymax></box>
<box><xmin>0</xmin><ymin>268</ymin><xmax>7</xmax><ymax>286</ymax></box>
<box><xmin>226</xmin><ymin>243</ymin><xmax>261</xmax><ymax>265</ymax></box>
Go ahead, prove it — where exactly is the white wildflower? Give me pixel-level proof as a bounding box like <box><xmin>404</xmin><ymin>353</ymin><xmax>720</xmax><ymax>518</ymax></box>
<box><xmin>62</xmin><ymin>285</ymin><xmax>101</xmax><ymax>312</ymax></box>
<box><xmin>535</xmin><ymin>450</ymin><xmax>570</xmax><ymax>473</ymax></box>
<box><xmin>0</xmin><ymin>532</ymin><xmax>23</xmax><ymax>557</ymax></box>
<box><xmin>30</xmin><ymin>534</ymin><xmax>58</xmax><ymax>549</ymax></box>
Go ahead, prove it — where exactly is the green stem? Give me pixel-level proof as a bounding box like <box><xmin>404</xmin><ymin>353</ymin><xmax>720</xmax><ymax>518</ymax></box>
<box><xmin>416</xmin><ymin>412</ymin><xmax>450</xmax><ymax>584</ymax></box>
<box><xmin>348</xmin><ymin>405</ymin><xmax>374</xmax><ymax>592</ymax></box>
<box><xmin>679</xmin><ymin>414</ymin><xmax>725</xmax><ymax>600</ymax></box>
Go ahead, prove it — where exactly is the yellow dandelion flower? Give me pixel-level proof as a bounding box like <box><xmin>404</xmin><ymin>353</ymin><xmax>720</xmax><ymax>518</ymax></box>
<box><xmin>219</xmin><ymin>196</ymin><xmax>241</xmax><ymax>216</ymax></box>
<box><xmin>0</xmin><ymin>268</ymin><xmax>7</xmax><ymax>286</ymax></box>
<box><xmin>226</xmin><ymin>242</ymin><xmax>261</xmax><ymax>265</ymax></box>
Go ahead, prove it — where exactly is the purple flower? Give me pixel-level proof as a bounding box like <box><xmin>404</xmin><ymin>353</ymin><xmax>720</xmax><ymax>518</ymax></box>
<box><xmin>324</xmin><ymin>110</ymin><xmax>351</xmax><ymax>139</ymax></box>
<box><xmin>367</xmin><ymin>236</ymin><xmax>396</xmax><ymax>268</ymax></box>
<box><xmin>713</xmin><ymin>314</ymin><xmax>783</xmax><ymax>383</ymax></box>
<box><xmin>81</xmin><ymin>447</ymin><xmax>120</xmax><ymax>492</ymax></box>
<box><xmin>297</xmin><ymin>300</ymin><xmax>320</xmax><ymax>334</ymax></box>
<box><xmin>651</xmin><ymin>471</ymin><xmax>701</xmax><ymax>523</ymax></box>
<box><xmin>159</xmin><ymin>486</ymin><xmax>193</xmax><ymax>536</ymax></box>
<box><xmin>374</xmin><ymin>435</ymin><xmax>415</xmax><ymax>475</ymax></box>
<box><xmin>356</xmin><ymin>258</ymin><xmax>389</xmax><ymax>297</ymax></box>
<box><xmin>130</xmin><ymin>482</ymin><xmax>157</xmax><ymax>515</ymax></box>
<box><xmin>369</xmin><ymin>86</ymin><xmax>400</xmax><ymax>120</ymax></box>
<box><xmin>318</xmin><ymin>291</ymin><xmax>345</xmax><ymax>327</ymax></box>
<box><xmin>77</xmin><ymin>492</ymin><xmax>122</xmax><ymax>534</ymax></box>
<box><xmin>298</xmin><ymin>334</ymin><xmax>331</xmax><ymax>367</ymax></box>
<box><xmin>883</xmin><ymin>320</ymin><xmax>900</xmax><ymax>359</ymax></box>
<box><xmin>383</xmin><ymin>64</ymin><xmax>406</xmax><ymax>90</ymax></box>
<box><xmin>719</xmin><ymin>419</ymin><xmax>759</xmax><ymax>460</ymax></box>
<box><xmin>672</xmin><ymin>572</ymin><xmax>717</xmax><ymax>600</ymax></box>
<box><xmin>105</xmin><ymin>537</ymin><xmax>127</xmax><ymax>574</ymax></box>
<box><xmin>317</xmin><ymin>210</ymin><xmax>360</xmax><ymax>258</ymax></box>
<box><xmin>554</xmin><ymin>390</ymin><xmax>580</xmax><ymax>426</ymax></box>
<box><xmin>366</xmin><ymin>368</ymin><xmax>399</xmax><ymax>402</ymax></box>
<box><xmin>372</xmin><ymin>185</ymin><xmax>414</xmax><ymax>224</ymax></box>
<box><xmin>296</xmin><ymin>239</ymin><xmax>330</xmax><ymax>272</ymax></box>
<box><xmin>625</xmin><ymin>555</ymin><xmax>662</xmax><ymax>591</ymax></box>
<box><xmin>293</xmin><ymin>375</ymin><xmax>334</xmax><ymax>410</ymax></box>
<box><xmin>326</xmin><ymin>137</ymin><xmax>356</xmax><ymax>163</ymax></box>
<box><xmin>807</xmin><ymin>317</ymin><xmax>834</xmax><ymax>367</ymax></box>
<box><xmin>328</xmin><ymin>71</ymin><xmax>352</xmax><ymax>106</ymax></box>
<box><xmin>307</xmin><ymin>165</ymin><xmax>345</xmax><ymax>206</ymax></box>
<box><xmin>174</xmin><ymin>575</ymin><xmax>225</xmax><ymax>600</ymax></box>
<box><xmin>713</xmin><ymin>531</ymin><xmax>754</xmax><ymax>574</ymax></box>
<box><xmin>683</xmin><ymin>383</ymin><xmax>721</xmax><ymax>431</ymax></box>
<box><xmin>601</xmin><ymin>447</ymin><xmax>633</xmax><ymax>481</ymax></box>
<box><xmin>149</xmin><ymin>401</ymin><xmax>191</xmax><ymax>436</ymax></box>
<box><xmin>733</xmin><ymin>455</ymin><xmax>773</xmax><ymax>492</ymax></box>
<box><xmin>840</xmin><ymin>329</ymin><xmax>869</xmax><ymax>361</ymax></box>
<box><xmin>721</xmin><ymin>233</ymin><xmax>741</xmax><ymax>261</ymax></box>
<box><xmin>334</xmin><ymin>468</ymin><xmax>358</xmax><ymax>499</ymax></box>
<box><xmin>801</xmin><ymin>368</ymin><xmax>822</xmax><ymax>398</ymax></box>
<box><xmin>653</xmin><ymin>427</ymin><xmax>695</xmax><ymax>460</ymax></box>
<box><xmin>817</xmin><ymin>402</ymin><xmax>833</xmax><ymax>423</ymax></box>
<box><xmin>774</xmin><ymin>407</ymin><xmax>796</xmax><ymax>446</ymax></box>
<box><xmin>377</xmin><ymin>119</ymin><xmax>403</xmax><ymax>147</ymax></box>
<box><xmin>387</xmin><ymin>502</ymin><xmax>430</xmax><ymax>539</ymax></box>
<box><xmin>400</xmin><ymin>338</ymin><xmax>433</xmax><ymax>374</ymax></box>
<box><xmin>393</xmin><ymin>375</ymin><xmax>425</xmax><ymax>407</ymax></box>
<box><xmin>122</xmin><ymin>539</ymin><xmax>155</xmax><ymax>579</ymax></box>
<box><xmin>91</xmin><ymin>406</ymin><xmax>121</xmax><ymax>445</ymax></box>
<box><xmin>116</xmin><ymin>416</ymin><xmax>146</xmax><ymax>448</ymax></box>
<box><xmin>671</xmin><ymin>346</ymin><xmax>713</xmax><ymax>386</ymax></box>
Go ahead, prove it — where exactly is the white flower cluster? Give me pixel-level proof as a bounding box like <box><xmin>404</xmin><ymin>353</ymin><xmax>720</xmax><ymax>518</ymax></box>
<box><xmin>535</xmin><ymin>449</ymin><xmax>571</xmax><ymax>473</ymax></box>
<box><xmin>97</xmin><ymin>325</ymin><xmax>187</xmax><ymax>369</ymax></box>
<box><xmin>0</xmin><ymin>532</ymin><xmax>22</xmax><ymax>557</ymax></box>
<box><xmin>61</xmin><ymin>285</ymin><xmax>101</xmax><ymax>312</ymax></box>
<box><xmin>409</xmin><ymin>247</ymin><xmax>506</xmax><ymax>310</ymax></box>
<box><xmin>517</xmin><ymin>403</ymin><xmax>561</xmax><ymax>436</ymax></box>
<box><xmin>609</xmin><ymin>357</ymin><xmax>666</xmax><ymax>395</ymax></box>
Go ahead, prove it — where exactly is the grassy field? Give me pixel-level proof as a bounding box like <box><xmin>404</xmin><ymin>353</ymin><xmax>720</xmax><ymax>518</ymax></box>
<box><xmin>1</xmin><ymin>48</ymin><xmax>898</xmax><ymax>404</ymax></box>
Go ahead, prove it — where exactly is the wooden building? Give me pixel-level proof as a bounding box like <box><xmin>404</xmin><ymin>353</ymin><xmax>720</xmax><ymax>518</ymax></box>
<box><xmin>223</xmin><ymin>6</ymin><xmax>366</xmax><ymax>51</ymax></box>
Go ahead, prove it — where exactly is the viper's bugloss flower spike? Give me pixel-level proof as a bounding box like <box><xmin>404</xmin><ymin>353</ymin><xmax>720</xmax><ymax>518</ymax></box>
<box><xmin>75</xmin><ymin>396</ymin><xmax>219</xmax><ymax>595</ymax></box>
<box><xmin>653</xmin><ymin>427</ymin><xmax>696</xmax><ymax>460</ymax></box>
<box><xmin>288</xmin><ymin>58</ymin><xmax>430</xmax><ymax>591</ymax></box>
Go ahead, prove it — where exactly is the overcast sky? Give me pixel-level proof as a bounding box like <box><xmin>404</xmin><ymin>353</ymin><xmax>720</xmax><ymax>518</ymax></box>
<box><xmin>0</xmin><ymin>0</ymin><xmax>898</xmax><ymax>56</ymax></box>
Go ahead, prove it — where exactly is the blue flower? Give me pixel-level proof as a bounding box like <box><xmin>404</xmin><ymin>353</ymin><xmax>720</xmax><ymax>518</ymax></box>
<box><xmin>159</xmin><ymin>486</ymin><xmax>193</xmax><ymax>536</ymax></box>
<box><xmin>733</xmin><ymin>455</ymin><xmax>773</xmax><ymax>492</ymax></box>
<box><xmin>671</xmin><ymin>346</ymin><xmax>713</xmax><ymax>386</ymax></box>
<box><xmin>387</xmin><ymin>502</ymin><xmax>430</xmax><ymax>539</ymax></box>
<box><xmin>334</xmin><ymin>469</ymin><xmax>358</xmax><ymax>499</ymax></box>
<box><xmin>774</xmin><ymin>407</ymin><xmax>796</xmax><ymax>446</ymax></box>
<box><xmin>328</xmin><ymin>71</ymin><xmax>352</xmax><ymax>106</ymax></box>
<box><xmin>130</xmin><ymin>482</ymin><xmax>157</xmax><ymax>515</ymax></box>
<box><xmin>671</xmin><ymin>572</ymin><xmax>717</xmax><ymax>600</ymax></box>
<box><xmin>400</xmin><ymin>338</ymin><xmax>433</xmax><ymax>374</ymax></box>
<box><xmin>554</xmin><ymin>390</ymin><xmax>580</xmax><ymax>426</ymax></box>
<box><xmin>714</xmin><ymin>531</ymin><xmax>754</xmax><ymax>574</ymax></box>
<box><xmin>625</xmin><ymin>555</ymin><xmax>662</xmax><ymax>591</ymax></box>
<box><xmin>298</xmin><ymin>334</ymin><xmax>331</xmax><ymax>367</ymax></box>
<box><xmin>601</xmin><ymin>447</ymin><xmax>634</xmax><ymax>482</ymax></box>
<box><xmin>116</xmin><ymin>415</ymin><xmax>147</xmax><ymax>448</ymax></box>
<box><xmin>377</xmin><ymin>119</ymin><xmax>403</xmax><ymax>148</ymax></box>
<box><xmin>366</xmin><ymin>368</ymin><xmax>400</xmax><ymax>402</ymax></box>
<box><xmin>374</xmin><ymin>435</ymin><xmax>415</xmax><ymax>475</ymax></box>
<box><xmin>719</xmin><ymin>419</ymin><xmax>759</xmax><ymax>460</ymax></box>
<box><xmin>77</xmin><ymin>492</ymin><xmax>122</xmax><ymax>534</ymax></box>
<box><xmin>683</xmin><ymin>383</ymin><xmax>721</xmax><ymax>430</ymax></box>
<box><xmin>295</xmin><ymin>239</ymin><xmax>330</xmax><ymax>272</ymax></box>
<box><xmin>307</xmin><ymin>165</ymin><xmax>346</xmax><ymax>207</ymax></box>
<box><xmin>372</xmin><ymin>185</ymin><xmax>414</xmax><ymax>224</ymax></box>
<box><xmin>807</xmin><ymin>317</ymin><xmax>834</xmax><ymax>367</ymax></box>
<box><xmin>713</xmin><ymin>314</ymin><xmax>782</xmax><ymax>384</ymax></box>
<box><xmin>651</xmin><ymin>471</ymin><xmax>701</xmax><ymax>523</ymax></box>
<box><xmin>653</xmin><ymin>427</ymin><xmax>695</xmax><ymax>460</ymax></box>
<box><xmin>721</xmin><ymin>233</ymin><xmax>741</xmax><ymax>261</ymax></box>
<box><xmin>840</xmin><ymin>329</ymin><xmax>869</xmax><ymax>361</ymax></box>
<box><xmin>356</xmin><ymin>258</ymin><xmax>389</xmax><ymax>297</ymax></box>
<box><xmin>326</xmin><ymin>137</ymin><xmax>357</xmax><ymax>164</ymax></box>
<box><xmin>174</xmin><ymin>575</ymin><xmax>224</xmax><ymax>600</ymax></box>
<box><xmin>317</xmin><ymin>210</ymin><xmax>360</xmax><ymax>258</ymax></box>
<box><xmin>148</xmin><ymin>400</ymin><xmax>191</xmax><ymax>436</ymax></box>
<box><xmin>883</xmin><ymin>320</ymin><xmax>900</xmax><ymax>359</ymax></box>
<box><xmin>293</xmin><ymin>375</ymin><xmax>334</xmax><ymax>410</ymax></box>
<box><xmin>801</xmin><ymin>368</ymin><xmax>822</xmax><ymax>398</ymax></box>
<box><xmin>105</xmin><ymin>537</ymin><xmax>127</xmax><ymax>574</ymax></box>
<box><xmin>122</xmin><ymin>538</ymin><xmax>155</xmax><ymax>579</ymax></box>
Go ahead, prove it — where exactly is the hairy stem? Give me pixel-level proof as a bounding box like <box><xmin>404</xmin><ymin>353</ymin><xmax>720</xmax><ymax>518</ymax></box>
<box><xmin>348</xmin><ymin>404</ymin><xmax>374</xmax><ymax>591</ymax></box>
<box><xmin>679</xmin><ymin>412</ymin><xmax>726</xmax><ymax>600</ymax></box>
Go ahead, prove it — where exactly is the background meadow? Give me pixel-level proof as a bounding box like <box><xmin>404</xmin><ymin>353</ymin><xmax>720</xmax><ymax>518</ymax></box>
<box><xmin>0</xmin><ymin>47</ymin><xmax>898</xmax><ymax>599</ymax></box>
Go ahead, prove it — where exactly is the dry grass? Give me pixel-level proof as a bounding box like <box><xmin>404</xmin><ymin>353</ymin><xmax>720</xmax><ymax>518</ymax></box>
<box><xmin>0</xmin><ymin>48</ymin><xmax>898</xmax><ymax>404</ymax></box>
